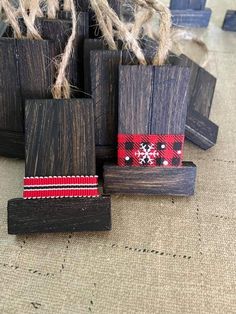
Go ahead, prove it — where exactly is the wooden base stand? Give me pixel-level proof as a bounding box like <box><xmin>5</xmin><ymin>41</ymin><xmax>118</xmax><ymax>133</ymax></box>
<box><xmin>171</xmin><ymin>8</ymin><xmax>212</xmax><ymax>28</ymax></box>
<box><xmin>0</xmin><ymin>130</ymin><xmax>24</xmax><ymax>159</ymax></box>
<box><xmin>104</xmin><ymin>162</ymin><xmax>196</xmax><ymax>196</ymax></box>
<box><xmin>8</xmin><ymin>196</ymin><xmax>111</xmax><ymax>234</ymax></box>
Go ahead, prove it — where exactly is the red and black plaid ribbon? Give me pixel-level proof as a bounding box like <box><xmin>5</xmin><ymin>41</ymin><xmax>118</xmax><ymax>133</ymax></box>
<box><xmin>118</xmin><ymin>134</ymin><xmax>185</xmax><ymax>167</ymax></box>
<box><xmin>23</xmin><ymin>176</ymin><xmax>100</xmax><ymax>199</ymax></box>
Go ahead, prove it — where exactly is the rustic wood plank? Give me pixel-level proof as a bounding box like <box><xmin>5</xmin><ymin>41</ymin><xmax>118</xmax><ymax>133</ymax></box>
<box><xmin>25</xmin><ymin>99</ymin><xmax>96</xmax><ymax>177</ymax></box>
<box><xmin>185</xmin><ymin>109</ymin><xmax>219</xmax><ymax>149</ymax></box>
<box><xmin>119</xmin><ymin>65</ymin><xmax>190</xmax><ymax>135</ymax></box>
<box><xmin>170</xmin><ymin>0</ymin><xmax>206</xmax><ymax>10</ymax></box>
<box><xmin>170</xmin><ymin>54</ymin><xmax>216</xmax><ymax>117</ymax></box>
<box><xmin>222</xmin><ymin>10</ymin><xmax>236</xmax><ymax>32</ymax></box>
<box><xmin>91</xmin><ymin>50</ymin><xmax>123</xmax><ymax>145</ymax></box>
<box><xmin>36</xmin><ymin>14</ymin><xmax>89</xmax><ymax>94</ymax></box>
<box><xmin>83</xmin><ymin>39</ymin><xmax>108</xmax><ymax>97</ymax></box>
<box><xmin>87</xmin><ymin>49</ymin><xmax>135</xmax><ymax>165</ymax></box>
<box><xmin>0</xmin><ymin>130</ymin><xmax>25</xmax><ymax>159</ymax></box>
<box><xmin>104</xmin><ymin>162</ymin><xmax>196</xmax><ymax>196</ymax></box>
<box><xmin>0</xmin><ymin>38</ymin><xmax>22</xmax><ymax>132</ymax></box>
<box><xmin>0</xmin><ymin>38</ymin><xmax>56</xmax><ymax>158</ymax></box>
<box><xmin>8</xmin><ymin>196</ymin><xmax>111</xmax><ymax>234</ymax></box>
<box><xmin>16</xmin><ymin>39</ymin><xmax>55</xmax><ymax>101</ymax></box>
<box><xmin>169</xmin><ymin>54</ymin><xmax>218</xmax><ymax>149</ymax></box>
<box><xmin>171</xmin><ymin>8</ymin><xmax>212</xmax><ymax>27</ymax></box>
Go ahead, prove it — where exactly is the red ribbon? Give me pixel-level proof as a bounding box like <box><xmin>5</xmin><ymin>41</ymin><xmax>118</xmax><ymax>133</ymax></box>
<box><xmin>23</xmin><ymin>176</ymin><xmax>100</xmax><ymax>199</ymax></box>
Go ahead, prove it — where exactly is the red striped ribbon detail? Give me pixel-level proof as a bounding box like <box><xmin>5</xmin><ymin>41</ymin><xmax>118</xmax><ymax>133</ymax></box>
<box><xmin>23</xmin><ymin>176</ymin><xmax>100</xmax><ymax>199</ymax></box>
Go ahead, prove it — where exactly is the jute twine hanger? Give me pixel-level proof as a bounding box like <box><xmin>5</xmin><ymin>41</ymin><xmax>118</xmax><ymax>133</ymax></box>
<box><xmin>1</xmin><ymin>0</ymin><xmax>22</xmax><ymax>38</ymax></box>
<box><xmin>90</xmin><ymin>0</ymin><xmax>172</xmax><ymax>66</ymax></box>
<box><xmin>19</xmin><ymin>0</ymin><xmax>42</xmax><ymax>39</ymax></box>
<box><xmin>64</xmin><ymin>0</ymin><xmax>72</xmax><ymax>11</ymax></box>
<box><xmin>52</xmin><ymin>0</ymin><xmax>77</xmax><ymax>99</ymax></box>
<box><xmin>47</xmin><ymin>0</ymin><xmax>59</xmax><ymax>19</ymax></box>
<box><xmin>1</xmin><ymin>0</ymin><xmax>43</xmax><ymax>39</ymax></box>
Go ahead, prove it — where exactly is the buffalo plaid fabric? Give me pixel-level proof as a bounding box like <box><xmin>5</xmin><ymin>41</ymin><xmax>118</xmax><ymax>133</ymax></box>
<box><xmin>23</xmin><ymin>176</ymin><xmax>100</xmax><ymax>199</ymax></box>
<box><xmin>118</xmin><ymin>134</ymin><xmax>185</xmax><ymax>167</ymax></box>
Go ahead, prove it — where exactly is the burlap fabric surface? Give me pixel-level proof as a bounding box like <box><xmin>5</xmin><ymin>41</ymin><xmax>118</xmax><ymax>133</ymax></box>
<box><xmin>0</xmin><ymin>1</ymin><xmax>236</xmax><ymax>313</ymax></box>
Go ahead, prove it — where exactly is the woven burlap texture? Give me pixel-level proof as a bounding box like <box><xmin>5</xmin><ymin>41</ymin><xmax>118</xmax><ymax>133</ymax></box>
<box><xmin>0</xmin><ymin>0</ymin><xmax>236</xmax><ymax>313</ymax></box>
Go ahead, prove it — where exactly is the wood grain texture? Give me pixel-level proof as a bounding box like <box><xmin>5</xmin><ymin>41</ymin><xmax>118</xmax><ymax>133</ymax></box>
<box><xmin>0</xmin><ymin>130</ymin><xmax>25</xmax><ymax>159</ymax></box>
<box><xmin>222</xmin><ymin>10</ymin><xmax>236</xmax><ymax>32</ymax></box>
<box><xmin>36</xmin><ymin>14</ymin><xmax>89</xmax><ymax>94</ymax></box>
<box><xmin>16</xmin><ymin>40</ymin><xmax>55</xmax><ymax>101</ymax></box>
<box><xmin>0</xmin><ymin>38</ymin><xmax>55</xmax><ymax>158</ymax></box>
<box><xmin>91</xmin><ymin>49</ymin><xmax>122</xmax><ymax>151</ymax></box>
<box><xmin>171</xmin><ymin>8</ymin><xmax>211</xmax><ymax>27</ymax></box>
<box><xmin>170</xmin><ymin>54</ymin><xmax>216</xmax><ymax>117</ymax></box>
<box><xmin>169</xmin><ymin>54</ymin><xmax>218</xmax><ymax>149</ymax></box>
<box><xmin>170</xmin><ymin>0</ymin><xmax>206</xmax><ymax>10</ymax></box>
<box><xmin>0</xmin><ymin>38</ymin><xmax>21</xmax><ymax>132</ymax></box>
<box><xmin>185</xmin><ymin>109</ymin><xmax>219</xmax><ymax>149</ymax></box>
<box><xmin>90</xmin><ymin>50</ymin><xmax>134</xmax><ymax>146</ymax></box>
<box><xmin>25</xmin><ymin>99</ymin><xmax>96</xmax><ymax>177</ymax></box>
<box><xmin>83</xmin><ymin>39</ymin><xmax>108</xmax><ymax>97</ymax></box>
<box><xmin>104</xmin><ymin>162</ymin><xmax>196</xmax><ymax>196</ymax></box>
<box><xmin>119</xmin><ymin>65</ymin><xmax>190</xmax><ymax>135</ymax></box>
<box><xmin>8</xmin><ymin>196</ymin><xmax>111</xmax><ymax>234</ymax></box>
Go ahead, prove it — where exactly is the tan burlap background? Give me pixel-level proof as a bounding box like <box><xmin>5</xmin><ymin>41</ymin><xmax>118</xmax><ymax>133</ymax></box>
<box><xmin>0</xmin><ymin>1</ymin><xmax>236</xmax><ymax>313</ymax></box>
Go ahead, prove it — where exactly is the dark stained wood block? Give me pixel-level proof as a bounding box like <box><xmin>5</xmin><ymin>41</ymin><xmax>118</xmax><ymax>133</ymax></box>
<box><xmin>84</xmin><ymin>45</ymin><xmax>135</xmax><ymax>164</ymax></box>
<box><xmin>0</xmin><ymin>38</ymin><xmax>55</xmax><ymax>158</ymax></box>
<box><xmin>0</xmin><ymin>39</ymin><xmax>22</xmax><ymax>132</ymax></box>
<box><xmin>8</xmin><ymin>99</ymin><xmax>111</xmax><ymax>234</ymax></box>
<box><xmin>25</xmin><ymin>99</ymin><xmax>96</xmax><ymax>177</ymax></box>
<box><xmin>222</xmin><ymin>10</ymin><xmax>236</xmax><ymax>32</ymax></box>
<box><xmin>170</xmin><ymin>0</ymin><xmax>206</xmax><ymax>10</ymax></box>
<box><xmin>8</xmin><ymin>196</ymin><xmax>111</xmax><ymax>234</ymax></box>
<box><xmin>90</xmin><ymin>50</ymin><xmax>134</xmax><ymax>146</ymax></box>
<box><xmin>185</xmin><ymin>109</ymin><xmax>218</xmax><ymax>149</ymax></box>
<box><xmin>171</xmin><ymin>8</ymin><xmax>212</xmax><ymax>27</ymax></box>
<box><xmin>170</xmin><ymin>54</ymin><xmax>219</xmax><ymax>149</ymax></box>
<box><xmin>170</xmin><ymin>54</ymin><xmax>216</xmax><ymax>117</ymax></box>
<box><xmin>119</xmin><ymin>65</ymin><xmax>190</xmax><ymax>134</ymax></box>
<box><xmin>104</xmin><ymin>162</ymin><xmax>196</xmax><ymax>196</ymax></box>
<box><xmin>83</xmin><ymin>39</ymin><xmax>108</xmax><ymax>97</ymax></box>
<box><xmin>36</xmin><ymin>14</ymin><xmax>89</xmax><ymax>94</ymax></box>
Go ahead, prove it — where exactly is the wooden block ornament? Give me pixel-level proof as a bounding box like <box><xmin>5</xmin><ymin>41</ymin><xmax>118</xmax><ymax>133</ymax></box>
<box><xmin>101</xmin><ymin>1</ymin><xmax>197</xmax><ymax>196</ymax></box>
<box><xmin>222</xmin><ymin>10</ymin><xmax>236</xmax><ymax>32</ymax></box>
<box><xmin>170</xmin><ymin>0</ymin><xmax>212</xmax><ymax>28</ymax></box>
<box><xmin>8</xmin><ymin>0</ymin><xmax>111</xmax><ymax>235</ymax></box>
<box><xmin>104</xmin><ymin>65</ymin><xmax>197</xmax><ymax>196</ymax></box>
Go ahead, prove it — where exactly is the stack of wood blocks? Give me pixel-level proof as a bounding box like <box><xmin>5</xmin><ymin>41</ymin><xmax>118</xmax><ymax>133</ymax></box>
<box><xmin>170</xmin><ymin>0</ymin><xmax>212</xmax><ymax>28</ymax></box>
<box><xmin>1</xmin><ymin>0</ymin><xmax>221</xmax><ymax>234</ymax></box>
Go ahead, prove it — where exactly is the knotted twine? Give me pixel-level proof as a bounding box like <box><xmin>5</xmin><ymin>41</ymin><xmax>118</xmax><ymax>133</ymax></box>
<box><xmin>90</xmin><ymin>0</ymin><xmax>172</xmax><ymax>66</ymax></box>
<box><xmin>52</xmin><ymin>0</ymin><xmax>77</xmax><ymax>99</ymax></box>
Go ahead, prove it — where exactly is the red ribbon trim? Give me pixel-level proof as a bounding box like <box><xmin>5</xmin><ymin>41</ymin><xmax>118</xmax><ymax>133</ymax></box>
<box><xmin>23</xmin><ymin>176</ymin><xmax>100</xmax><ymax>199</ymax></box>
